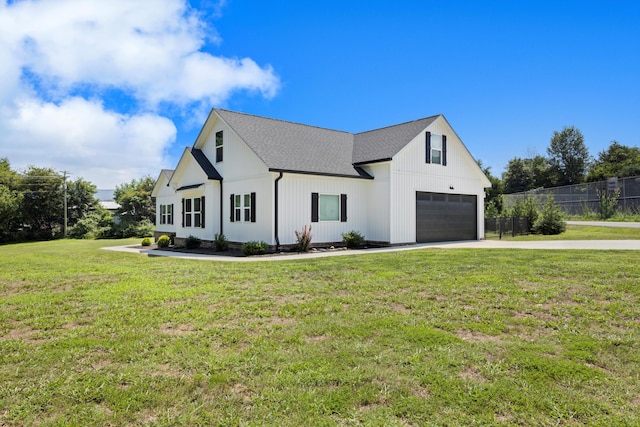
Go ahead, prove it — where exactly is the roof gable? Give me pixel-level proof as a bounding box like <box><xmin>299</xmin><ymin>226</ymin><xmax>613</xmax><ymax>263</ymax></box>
<box><xmin>353</xmin><ymin>115</ymin><xmax>440</xmax><ymax>164</ymax></box>
<box><xmin>151</xmin><ymin>169</ymin><xmax>174</xmax><ymax>196</ymax></box>
<box><xmin>215</xmin><ymin>109</ymin><xmax>370</xmax><ymax>178</ymax></box>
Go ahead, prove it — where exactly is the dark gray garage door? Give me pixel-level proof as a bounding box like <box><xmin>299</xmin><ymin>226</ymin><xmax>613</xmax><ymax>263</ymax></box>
<box><xmin>416</xmin><ymin>192</ymin><xmax>477</xmax><ymax>242</ymax></box>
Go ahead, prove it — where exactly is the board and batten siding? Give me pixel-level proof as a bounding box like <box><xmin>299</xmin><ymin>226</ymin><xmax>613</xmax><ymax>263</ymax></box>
<box><xmin>199</xmin><ymin>117</ymin><xmax>269</xmax><ymax>181</ymax></box>
<box><xmin>153</xmin><ymin>173</ymin><xmax>177</xmax><ymax>236</ymax></box>
<box><xmin>389</xmin><ymin>117</ymin><xmax>487</xmax><ymax>244</ymax></box>
<box><xmin>276</xmin><ymin>173</ymin><xmax>370</xmax><ymax>246</ymax></box>
<box><xmin>174</xmin><ymin>183</ymin><xmax>220</xmax><ymax>241</ymax></box>
<box><xmin>360</xmin><ymin>162</ymin><xmax>391</xmax><ymax>243</ymax></box>
<box><xmin>224</xmin><ymin>174</ymin><xmax>273</xmax><ymax>244</ymax></box>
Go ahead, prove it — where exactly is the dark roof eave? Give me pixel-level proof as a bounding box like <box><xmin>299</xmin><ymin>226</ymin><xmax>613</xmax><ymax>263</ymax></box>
<box><xmin>269</xmin><ymin>168</ymin><xmax>374</xmax><ymax>180</ymax></box>
<box><xmin>176</xmin><ymin>183</ymin><xmax>204</xmax><ymax>191</ymax></box>
<box><xmin>353</xmin><ymin>158</ymin><xmax>392</xmax><ymax>166</ymax></box>
<box><xmin>190</xmin><ymin>148</ymin><xmax>223</xmax><ymax>181</ymax></box>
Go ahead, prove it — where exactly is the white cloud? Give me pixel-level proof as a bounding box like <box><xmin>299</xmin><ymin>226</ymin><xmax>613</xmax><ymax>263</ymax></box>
<box><xmin>0</xmin><ymin>0</ymin><xmax>280</xmax><ymax>187</ymax></box>
<box><xmin>3</xmin><ymin>97</ymin><xmax>176</xmax><ymax>188</ymax></box>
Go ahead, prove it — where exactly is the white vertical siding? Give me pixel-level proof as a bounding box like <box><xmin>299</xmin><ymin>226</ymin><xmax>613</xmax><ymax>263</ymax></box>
<box><xmin>389</xmin><ymin>116</ymin><xmax>488</xmax><ymax>244</ymax></box>
<box><xmin>201</xmin><ymin>119</ymin><xmax>269</xmax><ymax>181</ymax></box>
<box><xmin>276</xmin><ymin>173</ymin><xmax>371</xmax><ymax>246</ymax></box>
<box><xmin>153</xmin><ymin>173</ymin><xmax>177</xmax><ymax>236</ymax></box>
<box><xmin>224</xmin><ymin>174</ymin><xmax>273</xmax><ymax>244</ymax></box>
<box><xmin>360</xmin><ymin>162</ymin><xmax>391</xmax><ymax>243</ymax></box>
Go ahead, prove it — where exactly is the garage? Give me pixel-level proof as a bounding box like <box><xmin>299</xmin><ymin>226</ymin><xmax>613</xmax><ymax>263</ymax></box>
<box><xmin>416</xmin><ymin>192</ymin><xmax>477</xmax><ymax>242</ymax></box>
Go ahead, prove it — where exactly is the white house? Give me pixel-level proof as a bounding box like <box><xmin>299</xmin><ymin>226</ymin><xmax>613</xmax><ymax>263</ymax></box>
<box><xmin>152</xmin><ymin>109</ymin><xmax>491</xmax><ymax>248</ymax></box>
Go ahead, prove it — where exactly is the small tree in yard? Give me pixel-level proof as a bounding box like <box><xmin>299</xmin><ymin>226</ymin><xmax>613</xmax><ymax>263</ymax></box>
<box><xmin>532</xmin><ymin>197</ymin><xmax>566</xmax><ymax>235</ymax></box>
<box><xmin>597</xmin><ymin>187</ymin><xmax>620</xmax><ymax>220</ymax></box>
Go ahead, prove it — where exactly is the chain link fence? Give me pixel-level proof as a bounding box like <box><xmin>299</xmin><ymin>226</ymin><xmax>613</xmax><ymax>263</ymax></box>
<box><xmin>503</xmin><ymin>176</ymin><xmax>640</xmax><ymax>216</ymax></box>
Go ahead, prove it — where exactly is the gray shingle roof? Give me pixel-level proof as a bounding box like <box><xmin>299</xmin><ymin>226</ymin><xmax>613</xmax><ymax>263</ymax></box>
<box><xmin>216</xmin><ymin>109</ymin><xmax>371</xmax><ymax>178</ymax></box>
<box><xmin>213</xmin><ymin>109</ymin><xmax>441</xmax><ymax>178</ymax></box>
<box><xmin>353</xmin><ymin>115</ymin><xmax>439</xmax><ymax>164</ymax></box>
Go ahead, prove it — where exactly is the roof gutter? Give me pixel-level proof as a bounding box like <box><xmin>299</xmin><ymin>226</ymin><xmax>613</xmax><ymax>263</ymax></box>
<box><xmin>274</xmin><ymin>171</ymin><xmax>283</xmax><ymax>251</ymax></box>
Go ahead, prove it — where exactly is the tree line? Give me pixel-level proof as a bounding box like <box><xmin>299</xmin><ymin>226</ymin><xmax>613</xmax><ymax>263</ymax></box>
<box><xmin>481</xmin><ymin>126</ymin><xmax>640</xmax><ymax>213</ymax></box>
<box><xmin>0</xmin><ymin>158</ymin><xmax>156</xmax><ymax>243</ymax></box>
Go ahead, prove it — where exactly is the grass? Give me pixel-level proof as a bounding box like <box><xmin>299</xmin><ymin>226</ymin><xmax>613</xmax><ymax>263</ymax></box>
<box><xmin>1</xmin><ymin>239</ymin><xmax>639</xmax><ymax>426</ymax></box>
<box><xmin>487</xmin><ymin>224</ymin><xmax>640</xmax><ymax>241</ymax></box>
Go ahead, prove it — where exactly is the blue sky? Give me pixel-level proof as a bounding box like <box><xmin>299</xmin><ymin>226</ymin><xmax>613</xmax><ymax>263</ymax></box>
<box><xmin>1</xmin><ymin>0</ymin><xmax>638</xmax><ymax>188</ymax></box>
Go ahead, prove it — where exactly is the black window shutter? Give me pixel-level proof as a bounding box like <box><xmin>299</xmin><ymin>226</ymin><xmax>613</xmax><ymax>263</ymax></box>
<box><xmin>170</xmin><ymin>203</ymin><xmax>174</xmax><ymax>225</ymax></box>
<box><xmin>442</xmin><ymin>135</ymin><xmax>447</xmax><ymax>166</ymax></box>
<box><xmin>425</xmin><ymin>132</ymin><xmax>431</xmax><ymax>163</ymax></box>
<box><xmin>311</xmin><ymin>192</ymin><xmax>319</xmax><ymax>222</ymax></box>
<box><xmin>229</xmin><ymin>194</ymin><xmax>235</xmax><ymax>222</ymax></box>
<box><xmin>181</xmin><ymin>198</ymin><xmax>185</xmax><ymax>227</ymax></box>
<box><xmin>250</xmin><ymin>192</ymin><xmax>256</xmax><ymax>223</ymax></box>
<box><xmin>340</xmin><ymin>194</ymin><xmax>347</xmax><ymax>222</ymax></box>
<box><xmin>201</xmin><ymin>196</ymin><xmax>205</xmax><ymax>228</ymax></box>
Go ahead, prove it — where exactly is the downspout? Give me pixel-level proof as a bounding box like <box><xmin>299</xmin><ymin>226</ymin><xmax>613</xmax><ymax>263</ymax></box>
<box><xmin>274</xmin><ymin>172</ymin><xmax>284</xmax><ymax>251</ymax></box>
<box><xmin>219</xmin><ymin>180</ymin><xmax>223</xmax><ymax>236</ymax></box>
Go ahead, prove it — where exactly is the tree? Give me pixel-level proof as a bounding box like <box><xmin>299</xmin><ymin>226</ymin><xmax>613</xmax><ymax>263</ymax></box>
<box><xmin>66</xmin><ymin>178</ymin><xmax>101</xmax><ymax>227</ymax></box>
<box><xmin>20</xmin><ymin>166</ymin><xmax>64</xmax><ymax>239</ymax></box>
<box><xmin>477</xmin><ymin>160</ymin><xmax>504</xmax><ymax>213</ymax></box>
<box><xmin>114</xmin><ymin>176</ymin><xmax>156</xmax><ymax>224</ymax></box>
<box><xmin>547</xmin><ymin>126</ymin><xmax>591</xmax><ymax>186</ymax></box>
<box><xmin>0</xmin><ymin>158</ymin><xmax>22</xmax><ymax>241</ymax></box>
<box><xmin>502</xmin><ymin>157</ymin><xmax>531</xmax><ymax>194</ymax></box>
<box><xmin>586</xmin><ymin>141</ymin><xmax>640</xmax><ymax>182</ymax></box>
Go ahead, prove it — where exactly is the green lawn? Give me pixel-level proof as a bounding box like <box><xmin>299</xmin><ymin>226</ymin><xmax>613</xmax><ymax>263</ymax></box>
<box><xmin>1</xmin><ymin>239</ymin><xmax>639</xmax><ymax>426</ymax></box>
<box><xmin>487</xmin><ymin>224</ymin><xmax>640</xmax><ymax>240</ymax></box>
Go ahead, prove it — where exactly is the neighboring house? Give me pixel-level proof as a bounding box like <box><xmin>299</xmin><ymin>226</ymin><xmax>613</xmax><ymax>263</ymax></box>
<box><xmin>152</xmin><ymin>109</ymin><xmax>491</xmax><ymax>248</ymax></box>
<box><xmin>96</xmin><ymin>189</ymin><xmax>120</xmax><ymax>213</ymax></box>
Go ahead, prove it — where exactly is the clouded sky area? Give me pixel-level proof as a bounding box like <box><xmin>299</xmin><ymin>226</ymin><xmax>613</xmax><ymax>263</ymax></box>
<box><xmin>1</xmin><ymin>0</ymin><xmax>638</xmax><ymax>188</ymax></box>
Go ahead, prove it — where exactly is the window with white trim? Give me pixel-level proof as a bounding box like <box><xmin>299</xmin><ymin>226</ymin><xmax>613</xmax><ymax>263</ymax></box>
<box><xmin>215</xmin><ymin>130</ymin><xmax>223</xmax><ymax>163</ymax></box>
<box><xmin>160</xmin><ymin>204</ymin><xmax>173</xmax><ymax>225</ymax></box>
<box><xmin>311</xmin><ymin>193</ymin><xmax>347</xmax><ymax>222</ymax></box>
<box><xmin>230</xmin><ymin>193</ymin><xmax>256</xmax><ymax>223</ymax></box>
<box><xmin>425</xmin><ymin>132</ymin><xmax>447</xmax><ymax>166</ymax></box>
<box><xmin>182</xmin><ymin>197</ymin><xmax>205</xmax><ymax>228</ymax></box>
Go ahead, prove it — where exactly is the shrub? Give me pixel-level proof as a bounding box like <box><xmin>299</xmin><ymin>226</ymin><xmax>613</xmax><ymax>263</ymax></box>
<box><xmin>294</xmin><ymin>224</ymin><xmax>313</xmax><ymax>252</ymax></box>
<box><xmin>157</xmin><ymin>235</ymin><xmax>171</xmax><ymax>248</ymax></box>
<box><xmin>214</xmin><ymin>233</ymin><xmax>229</xmax><ymax>251</ymax></box>
<box><xmin>141</xmin><ymin>237</ymin><xmax>152</xmax><ymax>246</ymax></box>
<box><xmin>184</xmin><ymin>235</ymin><xmax>202</xmax><ymax>249</ymax></box>
<box><xmin>242</xmin><ymin>240</ymin><xmax>268</xmax><ymax>256</ymax></box>
<box><xmin>532</xmin><ymin>197</ymin><xmax>566</xmax><ymax>235</ymax></box>
<box><xmin>597</xmin><ymin>188</ymin><xmax>620</xmax><ymax>220</ymax></box>
<box><xmin>113</xmin><ymin>218</ymin><xmax>155</xmax><ymax>238</ymax></box>
<box><xmin>342</xmin><ymin>230</ymin><xmax>365</xmax><ymax>248</ymax></box>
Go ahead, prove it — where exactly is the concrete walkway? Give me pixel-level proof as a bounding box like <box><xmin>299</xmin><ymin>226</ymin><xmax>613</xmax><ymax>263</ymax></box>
<box><xmin>567</xmin><ymin>220</ymin><xmax>640</xmax><ymax>228</ymax></box>
<box><xmin>103</xmin><ymin>238</ymin><xmax>640</xmax><ymax>262</ymax></box>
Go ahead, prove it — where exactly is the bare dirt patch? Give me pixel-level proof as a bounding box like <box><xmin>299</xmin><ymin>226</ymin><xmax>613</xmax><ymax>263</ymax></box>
<box><xmin>456</xmin><ymin>329</ymin><xmax>502</xmax><ymax>344</ymax></box>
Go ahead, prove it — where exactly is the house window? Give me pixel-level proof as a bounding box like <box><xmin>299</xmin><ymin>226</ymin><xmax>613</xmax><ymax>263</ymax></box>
<box><xmin>426</xmin><ymin>132</ymin><xmax>447</xmax><ymax>166</ymax></box>
<box><xmin>431</xmin><ymin>135</ymin><xmax>442</xmax><ymax>164</ymax></box>
<box><xmin>215</xmin><ymin>131</ymin><xmax>223</xmax><ymax>163</ymax></box>
<box><xmin>320</xmin><ymin>194</ymin><xmax>339</xmax><ymax>221</ymax></box>
<box><xmin>311</xmin><ymin>193</ymin><xmax>347</xmax><ymax>222</ymax></box>
<box><xmin>244</xmin><ymin>194</ymin><xmax>251</xmax><ymax>222</ymax></box>
<box><xmin>182</xmin><ymin>197</ymin><xmax>205</xmax><ymax>228</ymax></box>
<box><xmin>185</xmin><ymin>199</ymin><xmax>192</xmax><ymax>227</ymax></box>
<box><xmin>230</xmin><ymin>193</ymin><xmax>256</xmax><ymax>223</ymax></box>
<box><xmin>193</xmin><ymin>197</ymin><xmax>201</xmax><ymax>228</ymax></box>
<box><xmin>234</xmin><ymin>194</ymin><xmax>241</xmax><ymax>221</ymax></box>
<box><xmin>160</xmin><ymin>204</ymin><xmax>173</xmax><ymax>225</ymax></box>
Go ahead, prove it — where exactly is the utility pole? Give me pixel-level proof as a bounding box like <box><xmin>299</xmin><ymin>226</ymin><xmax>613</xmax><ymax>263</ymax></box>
<box><xmin>63</xmin><ymin>171</ymin><xmax>68</xmax><ymax>237</ymax></box>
